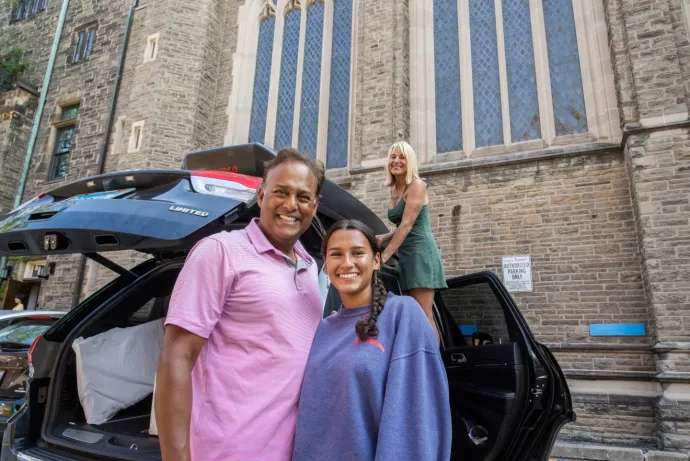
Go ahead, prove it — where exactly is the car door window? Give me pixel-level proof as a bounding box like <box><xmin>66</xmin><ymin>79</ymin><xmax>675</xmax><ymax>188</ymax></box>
<box><xmin>439</xmin><ymin>280</ymin><xmax>513</xmax><ymax>346</ymax></box>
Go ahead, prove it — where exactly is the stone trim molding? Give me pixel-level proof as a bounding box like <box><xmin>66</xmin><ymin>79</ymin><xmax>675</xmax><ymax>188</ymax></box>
<box><xmin>409</xmin><ymin>0</ymin><xmax>622</xmax><ymax>163</ymax></box>
<box><xmin>347</xmin><ymin>141</ymin><xmax>620</xmax><ymax>176</ymax></box>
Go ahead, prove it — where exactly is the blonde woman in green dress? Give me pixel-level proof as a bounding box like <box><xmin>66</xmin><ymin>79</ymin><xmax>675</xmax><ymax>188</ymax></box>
<box><xmin>377</xmin><ymin>141</ymin><xmax>447</xmax><ymax>341</ymax></box>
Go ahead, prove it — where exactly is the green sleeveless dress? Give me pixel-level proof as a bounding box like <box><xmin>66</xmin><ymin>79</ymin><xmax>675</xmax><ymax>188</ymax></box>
<box><xmin>387</xmin><ymin>198</ymin><xmax>448</xmax><ymax>291</ymax></box>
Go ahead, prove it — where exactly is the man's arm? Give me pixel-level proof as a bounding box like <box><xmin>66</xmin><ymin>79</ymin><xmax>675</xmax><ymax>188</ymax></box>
<box><xmin>155</xmin><ymin>325</ymin><xmax>206</xmax><ymax>461</ymax></box>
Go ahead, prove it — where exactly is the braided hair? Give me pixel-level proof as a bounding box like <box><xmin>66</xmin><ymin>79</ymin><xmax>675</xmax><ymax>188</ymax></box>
<box><xmin>322</xmin><ymin>220</ymin><xmax>389</xmax><ymax>341</ymax></box>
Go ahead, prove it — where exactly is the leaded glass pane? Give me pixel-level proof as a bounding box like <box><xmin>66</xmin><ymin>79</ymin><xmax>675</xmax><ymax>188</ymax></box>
<box><xmin>297</xmin><ymin>1</ymin><xmax>324</xmax><ymax>159</ymax></box>
<box><xmin>470</xmin><ymin>0</ymin><xmax>503</xmax><ymax>147</ymax></box>
<box><xmin>433</xmin><ymin>0</ymin><xmax>463</xmax><ymax>153</ymax></box>
<box><xmin>84</xmin><ymin>29</ymin><xmax>96</xmax><ymax>60</ymax></box>
<box><xmin>50</xmin><ymin>126</ymin><xmax>74</xmax><ymax>180</ymax></box>
<box><xmin>326</xmin><ymin>0</ymin><xmax>352</xmax><ymax>169</ymax></box>
<box><xmin>13</xmin><ymin>1</ymin><xmax>24</xmax><ymax>21</ymax></box>
<box><xmin>543</xmin><ymin>0</ymin><xmax>587</xmax><ymax>135</ymax></box>
<box><xmin>73</xmin><ymin>31</ymin><xmax>85</xmax><ymax>63</ymax></box>
<box><xmin>274</xmin><ymin>9</ymin><xmax>301</xmax><ymax>149</ymax></box>
<box><xmin>249</xmin><ymin>16</ymin><xmax>276</xmax><ymax>144</ymax></box>
<box><xmin>503</xmin><ymin>0</ymin><xmax>540</xmax><ymax>142</ymax></box>
<box><xmin>61</xmin><ymin>104</ymin><xmax>79</xmax><ymax>121</ymax></box>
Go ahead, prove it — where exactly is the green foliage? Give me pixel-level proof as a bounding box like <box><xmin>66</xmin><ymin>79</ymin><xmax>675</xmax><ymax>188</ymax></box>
<box><xmin>0</xmin><ymin>40</ymin><xmax>29</xmax><ymax>89</ymax></box>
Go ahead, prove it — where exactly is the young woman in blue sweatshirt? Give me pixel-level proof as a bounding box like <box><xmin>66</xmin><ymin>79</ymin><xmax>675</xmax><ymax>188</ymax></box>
<box><xmin>293</xmin><ymin>220</ymin><xmax>452</xmax><ymax>461</ymax></box>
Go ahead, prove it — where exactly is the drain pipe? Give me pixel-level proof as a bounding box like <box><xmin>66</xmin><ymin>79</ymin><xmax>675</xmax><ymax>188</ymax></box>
<box><xmin>71</xmin><ymin>0</ymin><xmax>138</xmax><ymax>308</ymax></box>
<box><xmin>0</xmin><ymin>0</ymin><xmax>70</xmax><ymax>294</ymax></box>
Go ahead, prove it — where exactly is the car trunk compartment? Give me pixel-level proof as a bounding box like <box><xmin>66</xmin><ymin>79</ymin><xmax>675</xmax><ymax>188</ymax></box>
<box><xmin>41</xmin><ymin>263</ymin><xmax>182</xmax><ymax>461</ymax></box>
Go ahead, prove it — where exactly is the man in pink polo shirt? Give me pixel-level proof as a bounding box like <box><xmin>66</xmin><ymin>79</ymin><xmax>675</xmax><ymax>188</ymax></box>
<box><xmin>154</xmin><ymin>148</ymin><xmax>326</xmax><ymax>461</ymax></box>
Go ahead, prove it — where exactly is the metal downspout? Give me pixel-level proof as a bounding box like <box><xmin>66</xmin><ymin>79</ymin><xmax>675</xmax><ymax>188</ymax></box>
<box><xmin>71</xmin><ymin>0</ymin><xmax>138</xmax><ymax>308</ymax></box>
<box><xmin>0</xmin><ymin>0</ymin><xmax>70</xmax><ymax>291</ymax></box>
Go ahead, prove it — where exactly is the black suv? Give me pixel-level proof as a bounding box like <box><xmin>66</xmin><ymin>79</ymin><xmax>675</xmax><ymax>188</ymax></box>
<box><xmin>0</xmin><ymin>144</ymin><xmax>574</xmax><ymax>461</ymax></box>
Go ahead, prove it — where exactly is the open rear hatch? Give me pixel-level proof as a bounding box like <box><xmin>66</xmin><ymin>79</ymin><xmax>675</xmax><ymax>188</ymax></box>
<box><xmin>0</xmin><ymin>143</ymin><xmax>386</xmax><ymax>258</ymax></box>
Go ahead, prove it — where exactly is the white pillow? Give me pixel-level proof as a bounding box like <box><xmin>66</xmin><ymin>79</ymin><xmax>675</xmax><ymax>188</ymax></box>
<box><xmin>72</xmin><ymin>319</ymin><xmax>164</xmax><ymax>425</ymax></box>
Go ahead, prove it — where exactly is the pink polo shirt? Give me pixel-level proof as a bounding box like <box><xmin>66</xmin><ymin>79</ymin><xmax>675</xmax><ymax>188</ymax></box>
<box><xmin>165</xmin><ymin>218</ymin><xmax>323</xmax><ymax>461</ymax></box>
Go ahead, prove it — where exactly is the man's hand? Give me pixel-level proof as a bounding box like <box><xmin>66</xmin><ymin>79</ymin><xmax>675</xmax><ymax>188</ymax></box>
<box><xmin>155</xmin><ymin>325</ymin><xmax>206</xmax><ymax>461</ymax></box>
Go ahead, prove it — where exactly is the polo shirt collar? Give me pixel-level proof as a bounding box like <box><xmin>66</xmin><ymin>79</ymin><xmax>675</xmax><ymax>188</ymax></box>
<box><xmin>246</xmin><ymin>218</ymin><xmax>314</xmax><ymax>266</ymax></box>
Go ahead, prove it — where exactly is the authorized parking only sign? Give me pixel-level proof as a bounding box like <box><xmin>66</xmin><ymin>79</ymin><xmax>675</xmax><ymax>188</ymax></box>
<box><xmin>502</xmin><ymin>256</ymin><xmax>533</xmax><ymax>292</ymax></box>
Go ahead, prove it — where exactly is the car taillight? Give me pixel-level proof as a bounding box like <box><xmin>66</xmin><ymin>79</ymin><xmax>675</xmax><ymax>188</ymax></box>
<box><xmin>190</xmin><ymin>171</ymin><xmax>262</xmax><ymax>202</ymax></box>
<box><xmin>28</xmin><ymin>335</ymin><xmax>42</xmax><ymax>365</ymax></box>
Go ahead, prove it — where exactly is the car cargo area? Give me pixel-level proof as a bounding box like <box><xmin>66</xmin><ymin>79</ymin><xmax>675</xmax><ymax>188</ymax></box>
<box><xmin>43</xmin><ymin>264</ymin><xmax>182</xmax><ymax>461</ymax></box>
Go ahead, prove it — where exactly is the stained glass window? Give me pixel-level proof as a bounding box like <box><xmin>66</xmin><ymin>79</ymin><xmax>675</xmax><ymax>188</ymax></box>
<box><xmin>543</xmin><ymin>0</ymin><xmax>587</xmax><ymax>135</ymax></box>
<box><xmin>249</xmin><ymin>14</ymin><xmax>276</xmax><ymax>144</ymax></box>
<box><xmin>274</xmin><ymin>9</ymin><xmax>301</xmax><ymax>149</ymax></box>
<box><xmin>470</xmin><ymin>0</ymin><xmax>503</xmax><ymax>147</ymax></box>
<box><xmin>297</xmin><ymin>2</ymin><xmax>325</xmax><ymax>159</ymax></box>
<box><xmin>503</xmin><ymin>0</ymin><xmax>540</xmax><ymax>142</ymax></box>
<box><xmin>326</xmin><ymin>0</ymin><xmax>353</xmax><ymax>169</ymax></box>
<box><xmin>433</xmin><ymin>0</ymin><xmax>463</xmax><ymax>153</ymax></box>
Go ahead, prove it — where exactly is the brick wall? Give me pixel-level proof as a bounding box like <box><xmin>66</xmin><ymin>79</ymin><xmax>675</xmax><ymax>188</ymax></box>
<box><xmin>210</xmin><ymin>1</ymin><xmax>239</xmax><ymax>148</ymax></box>
<box><xmin>352</xmin><ymin>0</ymin><xmax>409</xmax><ymax>165</ymax></box>
<box><xmin>0</xmin><ymin>87</ymin><xmax>37</xmax><ymax>215</ymax></box>
<box><xmin>603</xmin><ymin>0</ymin><xmax>639</xmax><ymax>125</ymax></box>
<box><xmin>625</xmin><ymin>128</ymin><xmax>690</xmax><ymax>345</ymax></box>
<box><xmin>561</xmin><ymin>394</ymin><xmax>658</xmax><ymax>448</ymax></box>
<box><xmin>11</xmin><ymin>0</ymin><xmax>131</xmax><ymax>309</ymax></box>
<box><xmin>344</xmin><ymin>149</ymin><xmax>647</xmax><ymax>346</ymax></box>
<box><xmin>619</xmin><ymin>0</ymin><xmax>688</xmax><ymax>121</ymax></box>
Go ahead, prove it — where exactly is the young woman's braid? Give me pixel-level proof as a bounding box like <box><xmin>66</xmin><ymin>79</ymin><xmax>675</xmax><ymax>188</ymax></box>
<box><xmin>355</xmin><ymin>269</ymin><xmax>388</xmax><ymax>341</ymax></box>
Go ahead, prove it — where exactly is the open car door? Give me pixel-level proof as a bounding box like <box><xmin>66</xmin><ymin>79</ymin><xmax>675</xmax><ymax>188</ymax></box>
<box><xmin>435</xmin><ymin>271</ymin><xmax>574</xmax><ymax>461</ymax></box>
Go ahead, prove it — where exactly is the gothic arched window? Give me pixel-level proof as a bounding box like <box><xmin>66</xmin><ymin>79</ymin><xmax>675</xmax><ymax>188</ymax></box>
<box><xmin>228</xmin><ymin>0</ymin><xmax>354</xmax><ymax>169</ymax></box>
<box><xmin>412</xmin><ymin>0</ymin><xmax>620</xmax><ymax>160</ymax></box>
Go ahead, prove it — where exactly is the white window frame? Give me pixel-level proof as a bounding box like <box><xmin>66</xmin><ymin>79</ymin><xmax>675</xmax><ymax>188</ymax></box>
<box><xmin>225</xmin><ymin>0</ymin><xmax>357</xmax><ymax>169</ymax></box>
<box><xmin>144</xmin><ymin>33</ymin><xmax>160</xmax><ymax>62</ymax></box>
<box><xmin>128</xmin><ymin>121</ymin><xmax>145</xmax><ymax>153</ymax></box>
<box><xmin>410</xmin><ymin>0</ymin><xmax>621</xmax><ymax>163</ymax></box>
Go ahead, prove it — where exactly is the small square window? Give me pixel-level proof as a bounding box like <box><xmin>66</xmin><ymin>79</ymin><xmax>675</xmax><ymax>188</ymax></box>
<box><xmin>129</xmin><ymin>121</ymin><xmax>145</xmax><ymax>153</ymax></box>
<box><xmin>60</xmin><ymin>104</ymin><xmax>80</xmax><ymax>121</ymax></box>
<box><xmin>73</xmin><ymin>27</ymin><xmax>97</xmax><ymax>63</ymax></box>
<box><xmin>144</xmin><ymin>33</ymin><xmax>159</xmax><ymax>62</ymax></box>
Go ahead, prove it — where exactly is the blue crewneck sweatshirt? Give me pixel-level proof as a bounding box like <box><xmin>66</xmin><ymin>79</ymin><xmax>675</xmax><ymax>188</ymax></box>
<box><xmin>292</xmin><ymin>292</ymin><xmax>452</xmax><ymax>461</ymax></box>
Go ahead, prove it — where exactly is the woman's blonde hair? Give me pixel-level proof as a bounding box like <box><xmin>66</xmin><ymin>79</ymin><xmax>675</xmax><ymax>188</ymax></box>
<box><xmin>384</xmin><ymin>141</ymin><xmax>420</xmax><ymax>186</ymax></box>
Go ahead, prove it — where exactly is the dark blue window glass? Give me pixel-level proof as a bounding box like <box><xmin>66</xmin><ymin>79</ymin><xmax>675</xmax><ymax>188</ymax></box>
<box><xmin>543</xmin><ymin>0</ymin><xmax>587</xmax><ymax>135</ymax></box>
<box><xmin>297</xmin><ymin>2</ymin><xmax>325</xmax><ymax>159</ymax></box>
<box><xmin>470</xmin><ymin>0</ymin><xmax>503</xmax><ymax>147</ymax></box>
<box><xmin>274</xmin><ymin>9</ymin><xmax>301</xmax><ymax>149</ymax></box>
<box><xmin>326</xmin><ymin>0</ymin><xmax>353</xmax><ymax>169</ymax></box>
<box><xmin>249</xmin><ymin>15</ymin><xmax>276</xmax><ymax>144</ymax></box>
<box><xmin>433</xmin><ymin>0</ymin><xmax>463</xmax><ymax>153</ymax></box>
<box><xmin>503</xmin><ymin>0</ymin><xmax>541</xmax><ymax>142</ymax></box>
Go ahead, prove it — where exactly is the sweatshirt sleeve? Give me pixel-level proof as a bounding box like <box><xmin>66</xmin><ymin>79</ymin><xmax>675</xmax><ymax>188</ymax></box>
<box><xmin>374</xmin><ymin>348</ymin><xmax>452</xmax><ymax>461</ymax></box>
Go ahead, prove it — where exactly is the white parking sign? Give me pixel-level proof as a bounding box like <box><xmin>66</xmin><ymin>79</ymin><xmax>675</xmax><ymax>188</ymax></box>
<box><xmin>502</xmin><ymin>256</ymin><xmax>533</xmax><ymax>292</ymax></box>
